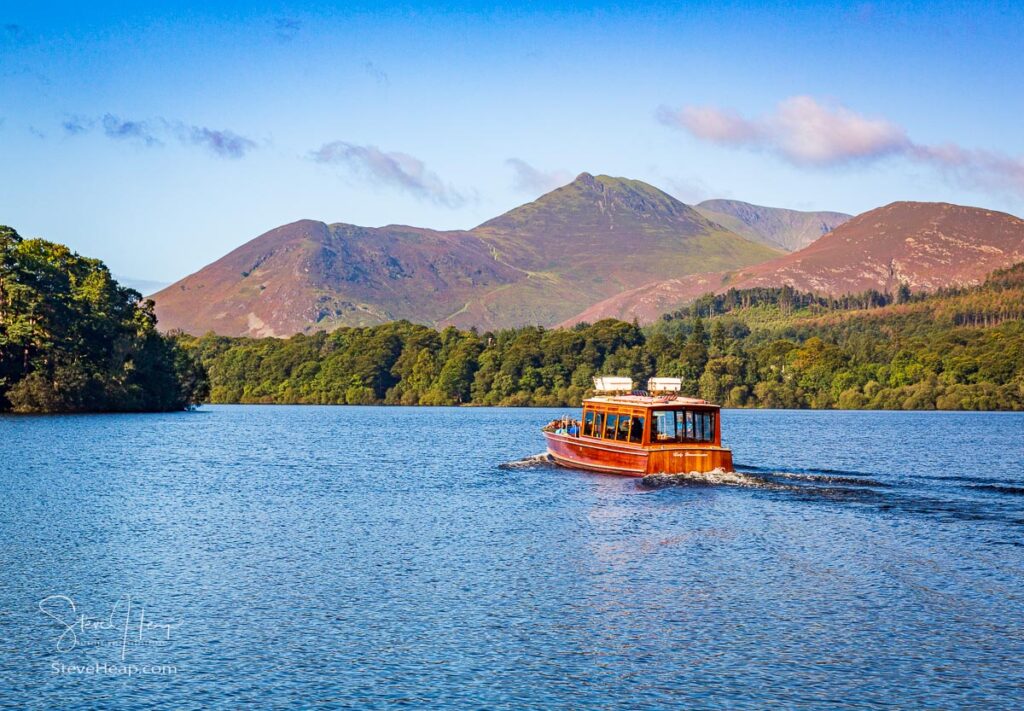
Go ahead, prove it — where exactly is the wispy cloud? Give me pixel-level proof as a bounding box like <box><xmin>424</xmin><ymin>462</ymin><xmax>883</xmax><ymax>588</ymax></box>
<box><xmin>311</xmin><ymin>141</ymin><xmax>468</xmax><ymax>207</ymax></box>
<box><xmin>662</xmin><ymin>105</ymin><xmax>764</xmax><ymax>147</ymax></box>
<box><xmin>506</xmin><ymin>158</ymin><xmax>572</xmax><ymax>194</ymax></box>
<box><xmin>182</xmin><ymin>126</ymin><xmax>257</xmax><ymax>158</ymax></box>
<box><xmin>64</xmin><ymin>114</ymin><xmax>257</xmax><ymax>158</ymax></box>
<box><xmin>102</xmin><ymin>114</ymin><xmax>161</xmax><ymax>146</ymax></box>
<box><xmin>909</xmin><ymin>143</ymin><xmax>1024</xmax><ymax>197</ymax></box>
<box><xmin>62</xmin><ymin>115</ymin><xmax>92</xmax><ymax>135</ymax></box>
<box><xmin>657</xmin><ymin>95</ymin><xmax>1024</xmax><ymax>197</ymax></box>
<box><xmin>362</xmin><ymin>60</ymin><xmax>389</xmax><ymax>86</ymax></box>
<box><xmin>657</xmin><ymin>97</ymin><xmax>907</xmax><ymax>167</ymax></box>
<box><xmin>274</xmin><ymin>17</ymin><xmax>301</xmax><ymax>42</ymax></box>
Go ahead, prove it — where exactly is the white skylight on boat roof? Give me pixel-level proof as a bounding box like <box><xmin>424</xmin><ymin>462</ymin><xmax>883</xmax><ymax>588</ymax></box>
<box><xmin>648</xmin><ymin>377</ymin><xmax>682</xmax><ymax>393</ymax></box>
<box><xmin>593</xmin><ymin>376</ymin><xmax>635</xmax><ymax>392</ymax></box>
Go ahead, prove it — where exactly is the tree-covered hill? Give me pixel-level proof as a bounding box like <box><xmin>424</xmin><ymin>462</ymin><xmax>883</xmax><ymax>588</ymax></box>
<box><xmin>188</xmin><ymin>263</ymin><xmax>1024</xmax><ymax>411</ymax></box>
<box><xmin>0</xmin><ymin>226</ymin><xmax>207</xmax><ymax>413</ymax></box>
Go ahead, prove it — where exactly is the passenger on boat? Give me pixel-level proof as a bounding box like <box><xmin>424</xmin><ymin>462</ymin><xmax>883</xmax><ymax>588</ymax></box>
<box><xmin>544</xmin><ymin>418</ymin><xmax>581</xmax><ymax>436</ymax></box>
<box><xmin>629</xmin><ymin>417</ymin><xmax>643</xmax><ymax>442</ymax></box>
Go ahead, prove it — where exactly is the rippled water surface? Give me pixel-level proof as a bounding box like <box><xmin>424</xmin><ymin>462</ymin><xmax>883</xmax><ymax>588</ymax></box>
<box><xmin>1</xmin><ymin>407</ymin><xmax>1023</xmax><ymax>708</ymax></box>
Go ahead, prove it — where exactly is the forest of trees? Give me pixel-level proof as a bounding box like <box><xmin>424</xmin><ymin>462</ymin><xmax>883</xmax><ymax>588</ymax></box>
<box><xmin>189</xmin><ymin>264</ymin><xmax>1024</xmax><ymax>411</ymax></box>
<box><xmin>4</xmin><ymin>224</ymin><xmax>1021</xmax><ymax>413</ymax></box>
<box><xmin>0</xmin><ymin>226</ymin><xmax>207</xmax><ymax>413</ymax></box>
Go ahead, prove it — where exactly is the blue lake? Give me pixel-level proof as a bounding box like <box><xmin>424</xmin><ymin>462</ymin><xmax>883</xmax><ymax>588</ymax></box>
<box><xmin>1</xmin><ymin>406</ymin><xmax>1023</xmax><ymax>708</ymax></box>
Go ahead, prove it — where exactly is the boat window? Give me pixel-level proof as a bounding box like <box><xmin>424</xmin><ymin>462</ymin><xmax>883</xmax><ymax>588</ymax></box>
<box><xmin>704</xmin><ymin>412</ymin><xmax>715</xmax><ymax>442</ymax></box>
<box><xmin>628</xmin><ymin>416</ymin><xmax>645</xmax><ymax>443</ymax></box>
<box><xmin>604</xmin><ymin>414</ymin><xmax>618</xmax><ymax>439</ymax></box>
<box><xmin>583</xmin><ymin>411</ymin><xmax>595</xmax><ymax>437</ymax></box>
<box><xmin>650</xmin><ymin>409</ymin><xmax>716</xmax><ymax>442</ymax></box>
<box><xmin>592</xmin><ymin>412</ymin><xmax>604</xmax><ymax>438</ymax></box>
<box><xmin>617</xmin><ymin>416</ymin><xmax>631</xmax><ymax>441</ymax></box>
<box><xmin>678</xmin><ymin>411</ymin><xmax>714</xmax><ymax>442</ymax></box>
<box><xmin>653</xmin><ymin>411</ymin><xmax>678</xmax><ymax>443</ymax></box>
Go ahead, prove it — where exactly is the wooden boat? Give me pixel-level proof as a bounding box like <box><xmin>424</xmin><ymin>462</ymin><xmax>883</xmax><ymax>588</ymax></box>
<box><xmin>543</xmin><ymin>377</ymin><xmax>733</xmax><ymax>476</ymax></box>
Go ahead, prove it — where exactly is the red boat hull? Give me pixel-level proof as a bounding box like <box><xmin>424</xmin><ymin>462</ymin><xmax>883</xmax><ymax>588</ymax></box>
<box><xmin>544</xmin><ymin>432</ymin><xmax>733</xmax><ymax>477</ymax></box>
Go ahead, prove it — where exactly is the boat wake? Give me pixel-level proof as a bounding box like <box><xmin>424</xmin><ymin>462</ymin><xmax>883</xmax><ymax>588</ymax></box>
<box><xmin>641</xmin><ymin>469</ymin><xmax>784</xmax><ymax>490</ymax></box>
<box><xmin>499</xmin><ymin>452</ymin><xmax>557</xmax><ymax>470</ymax></box>
<box><xmin>641</xmin><ymin>467</ymin><xmax>892</xmax><ymax>492</ymax></box>
<box><xmin>755</xmin><ymin>471</ymin><xmax>890</xmax><ymax>488</ymax></box>
<box><xmin>498</xmin><ymin>457</ymin><xmax>1022</xmax><ymax>530</ymax></box>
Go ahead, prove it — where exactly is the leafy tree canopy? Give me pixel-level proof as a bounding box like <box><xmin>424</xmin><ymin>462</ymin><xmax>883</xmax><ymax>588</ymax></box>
<box><xmin>0</xmin><ymin>226</ymin><xmax>207</xmax><ymax>413</ymax></box>
<box><xmin>188</xmin><ymin>265</ymin><xmax>1024</xmax><ymax>411</ymax></box>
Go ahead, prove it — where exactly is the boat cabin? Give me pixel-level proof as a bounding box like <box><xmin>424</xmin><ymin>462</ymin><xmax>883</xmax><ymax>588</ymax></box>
<box><xmin>542</xmin><ymin>376</ymin><xmax>733</xmax><ymax>476</ymax></box>
<box><xmin>580</xmin><ymin>397</ymin><xmax>721</xmax><ymax>448</ymax></box>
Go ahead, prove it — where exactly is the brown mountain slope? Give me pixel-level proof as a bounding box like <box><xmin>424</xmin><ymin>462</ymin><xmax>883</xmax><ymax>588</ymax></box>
<box><xmin>151</xmin><ymin>220</ymin><xmax>520</xmax><ymax>337</ymax></box>
<box><xmin>153</xmin><ymin>173</ymin><xmax>781</xmax><ymax>336</ymax></box>
<box><xmin>695</xmin><ymin>199</ymin><xmax>851</xmax><ymax>252</ymax></box>
<box><xmin>564</xmin><ymin>201</ymin><xmax>1024</xmax><ymax>325</ymax></box>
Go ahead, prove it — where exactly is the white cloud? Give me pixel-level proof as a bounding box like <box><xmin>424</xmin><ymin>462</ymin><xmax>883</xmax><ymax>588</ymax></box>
<box><xmin>311</xmin><ymin>141</ymin><xmax>468</xmax><ymax>208</ymax></box>
<box><xmin>658</xmin><ymin>95</ymin><xmax>1024</xmax><ymax>197</ymax></box>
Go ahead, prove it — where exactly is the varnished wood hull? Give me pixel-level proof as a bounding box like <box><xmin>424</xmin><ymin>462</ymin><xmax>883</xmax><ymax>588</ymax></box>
<box><xmin>544</xmin><ymin>432</ymin><xmax>733</xmax><ymax>477</ymax></box>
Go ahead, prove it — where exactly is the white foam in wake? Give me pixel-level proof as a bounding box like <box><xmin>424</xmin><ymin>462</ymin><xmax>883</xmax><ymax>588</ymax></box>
<box><xmin>499</xmin><ymin>452</ymin><xmax>556</xmax><ymax>470</ymax></box>
<box><xmin>641</xmin><ymin>468</ymin><xmax>783</xmax><ymax>489</ymax></box>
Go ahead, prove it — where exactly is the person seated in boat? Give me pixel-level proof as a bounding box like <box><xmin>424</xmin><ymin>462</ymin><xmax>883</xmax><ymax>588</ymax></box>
<box><xmin>567</xmin><ymin>420</ymin><xmax>580</xmax><ymax>437</ymax></box>
<box><xmin>629</xmin><ymin>417</ymin><xmax>643</xmax><ymax>443</ymax></box>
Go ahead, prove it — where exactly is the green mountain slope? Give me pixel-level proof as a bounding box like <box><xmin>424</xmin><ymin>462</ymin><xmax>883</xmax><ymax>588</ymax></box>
<box><xmin>456</xmin><ymin>174</ymin><xmax>783</xmax><ymax>327</ymax></box>
<box><xmin>153</xmin><ymin>173</ymin><xmax>781</xmax><ymax>335</ymax></box>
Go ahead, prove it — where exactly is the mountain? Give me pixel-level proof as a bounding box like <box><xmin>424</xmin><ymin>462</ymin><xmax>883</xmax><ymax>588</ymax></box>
<box><xmin>150</xmin><ymin>220</ymin><xmax>521</xmax><ymax>337</ymax></box>
<box><xmin>565</xmin><ymin>201</ymin><xmax>1024</xmax><ymax>325</ymax></box>
<box><xmin>152</xmin><ymin>174</ymin><xmax>781</xmax><ymax>336</ymax></box>
<box><xmin>694</xmin><ymin>199</ymin><xmax>851</xmax><ymax>252</ymax></box>
<box><xmin>457</xmin><ymin>173</ymin><xmax>782</xmax><ymax>327</ymax></box>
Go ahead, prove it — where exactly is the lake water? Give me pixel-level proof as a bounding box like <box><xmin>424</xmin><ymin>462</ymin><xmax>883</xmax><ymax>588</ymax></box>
<box><xmin>1</xmin><ymin>406</ymin><xmax>1023</xmax><ymax>708</ymax></box>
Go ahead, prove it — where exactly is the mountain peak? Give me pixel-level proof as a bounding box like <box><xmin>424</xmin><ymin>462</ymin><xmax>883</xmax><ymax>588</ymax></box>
<box><xmin>477</xmin><ymin>174</ymin><xmax>704</xmax><ymax>235</ymax></box>
<box><xmin>563</xmin><ymin>172</ymin><xmax>668</xmax><ymax>197</ymax></box>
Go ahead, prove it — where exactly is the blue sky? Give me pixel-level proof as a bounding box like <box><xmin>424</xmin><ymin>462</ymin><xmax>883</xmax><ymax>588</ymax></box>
<box><xmin>2</xmin><ymin>1</ymin><xmax>1023</xmax><ymax>283</ymax></box>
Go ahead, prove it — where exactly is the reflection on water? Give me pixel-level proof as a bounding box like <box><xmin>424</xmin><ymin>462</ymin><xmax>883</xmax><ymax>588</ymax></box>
<box><xmin>1</xmin><ymin>406</ymin><xmax>1023</xmax><ymax>708</ymax></box>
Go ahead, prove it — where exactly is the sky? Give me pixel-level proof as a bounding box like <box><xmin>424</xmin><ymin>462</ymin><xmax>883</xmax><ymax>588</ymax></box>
<box><xmin>2</xmin><ymin>1</ymin><xmax>1024</xmax><ymax>284</ymax></box>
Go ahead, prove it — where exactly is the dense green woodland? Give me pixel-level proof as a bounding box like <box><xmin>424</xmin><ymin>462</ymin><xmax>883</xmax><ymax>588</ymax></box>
<box><xmin>0</xmin><ymin>227</ymin><xmax>206</xmax><ymax>413</ymax></box>
<box><xmin>190</xmin><ymin>264</ymin><xmax>1024</xmax><ymax>411</ymax></box>
<box><xmin>4</xmin><ymin>225</ymin><xmax>1023</xmax><ymax>412</ymax></box>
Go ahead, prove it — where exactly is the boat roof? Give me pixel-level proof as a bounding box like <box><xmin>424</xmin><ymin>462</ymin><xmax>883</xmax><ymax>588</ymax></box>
<box><xmin>583</xmin><ymin>395</ymin><xmax>719</xmax><ymax>409</ymax></box>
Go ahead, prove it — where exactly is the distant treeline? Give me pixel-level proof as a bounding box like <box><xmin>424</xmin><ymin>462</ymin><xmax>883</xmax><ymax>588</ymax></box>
<box><xmin>188</xmin><ymin>263</ymin><xmax>1024</xmax><ymax>411</ymax></box>
<box><xmin>663</xmin><ymin>283</ymin><xmax>916</xmax><ymax>320</ymax></box>
<box><xmin>0</xmin><ymin>227</ymin><xmax>207</xmax><ymax>413</ymax></box>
